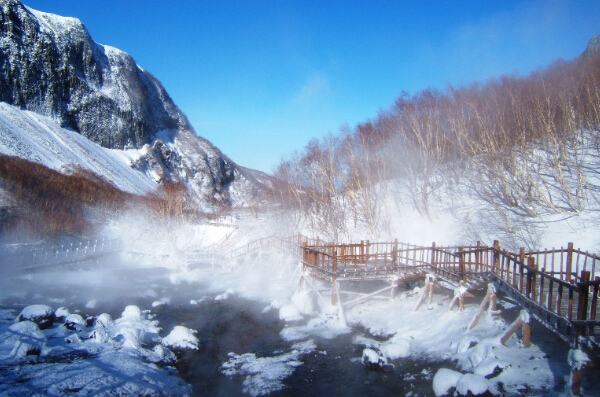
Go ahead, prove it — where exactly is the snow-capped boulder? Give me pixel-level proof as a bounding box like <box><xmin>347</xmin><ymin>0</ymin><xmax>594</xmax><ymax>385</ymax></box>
<box><xmin>474</xmin><ymin>356</ymin><xmax>509</xmax><ymax>379</ymax></box>
<box><xmin>17</xmin><ymin>304</ymin><xmax>55</xmax><ymax>330</ymax></box>
<box><xmin>152</xmin><ymin>344</ymin><xmax>177</xmax><ymax>364</ymax></box>
<box><xmin>468</xmin><ymin>342</ymin><xmax>496</xmax><ymax>370</ymax></box>
<box><xmin>88</xmin><ymin>328</ymin><xmax>110</xmax><ymax>343</ymax></box>
<box><xmin>279</xmin><ymin>304</ymin><xmax>303</xmax><ymax>321</ymax></box>
<box><xmin>380</xmin><ymin>336</ymin><xmax>411</xmax><ymax>359</ymax></box>
<box><xmin>54</xmin><ymin>307</ymin><xmax>70</xmax><ymax>321</ymax></box>
<box><xmin>64</xmin><ymin>313</ymin><xmax>87</xmax><ymax>331</ymax></box>
<box><xmin>7</xmin><ymin>321</ymin><xmax>46</xmax><ymax>358</ymax></box>
<box><xmin>112</xmin><ymin>305</ymin><xmax>161</xmax><ymax>350</ymax></box>
<box><xmin>161</xmin><ymin>325</ymin><xmax>199</xmax><ymax>350</ymax></box>
<box><xmin>433</xmin><ymin>368</ymin><xmax>463</xmax><ymax>397</ymax></box>
<box><xmin>362</xmin><ymin>348</ymin><xmax>393</xmax><ymax>371</ymax></box>
<box><xmin>456</xmin><ymin>374</ymin><xmax>491</xmax><ymax>396</ymax></box>
<box><xmin>120</xmin><ymin>305</ymin><xmax>142</xmax><ymax>319</ymax></box>
<box><xmin>94</xmin><ymin>313</ymin><xmax>114</xmax><ymax>328</ymax></box>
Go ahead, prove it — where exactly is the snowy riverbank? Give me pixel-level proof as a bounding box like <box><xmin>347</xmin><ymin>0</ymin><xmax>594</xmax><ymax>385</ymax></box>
<box><xmin>0</xmin><ymin>304</ymin><xmax>198</xmax><ymax>396</ymax></box>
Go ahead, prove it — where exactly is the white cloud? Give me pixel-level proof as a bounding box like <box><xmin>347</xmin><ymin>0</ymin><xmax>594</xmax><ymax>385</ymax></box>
<box><xmin>291</xmin><ymin>74</ymin><xmax>331</xmax><ymax>105</ymax></box>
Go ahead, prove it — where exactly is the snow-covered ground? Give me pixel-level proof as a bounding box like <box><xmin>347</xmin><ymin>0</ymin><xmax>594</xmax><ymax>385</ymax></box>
<box><xmin>3</xmin><ymin>207</ymin><xmax>598</xmax><ymax>396</ymax></box>
<box><xmin>0</xmin><ymin>304</ymin><xmax>197</xmax><ymax>396</ymax></box>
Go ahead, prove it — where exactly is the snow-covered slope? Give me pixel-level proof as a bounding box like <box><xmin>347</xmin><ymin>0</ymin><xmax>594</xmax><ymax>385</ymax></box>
<box><xmin>0</xmin><ymin>0</ymin><xmax>272</xmax><ymax>210</ymax></box>
<box><xmin>0</xmin><ymin>102</ymin><xmax>157</xmax><ymax>195</ymax></box>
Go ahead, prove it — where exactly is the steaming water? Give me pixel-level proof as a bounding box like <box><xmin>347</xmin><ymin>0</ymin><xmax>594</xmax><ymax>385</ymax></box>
<box><xmin>156</xmin><ymin>296</ymin><xmax>450</xmax><ymax>397</ymax></box>
<box><xmin>0</xmin><ymin>260</ymin><xmax>452</xmax><ymax>396</ymax></box>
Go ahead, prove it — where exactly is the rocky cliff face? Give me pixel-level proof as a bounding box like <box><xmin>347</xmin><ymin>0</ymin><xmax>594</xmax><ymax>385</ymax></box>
<box><xmin>0</xmin><ymin>0</ymin><xmax>270</xmax><ymax>209</ymax></box>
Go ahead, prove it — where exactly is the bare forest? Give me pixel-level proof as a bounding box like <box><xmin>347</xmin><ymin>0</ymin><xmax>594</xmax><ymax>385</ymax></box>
<box><xmin>273</xmin><ymin>53</ymin><xmax>600</xmax><ymax>245</ymax></box>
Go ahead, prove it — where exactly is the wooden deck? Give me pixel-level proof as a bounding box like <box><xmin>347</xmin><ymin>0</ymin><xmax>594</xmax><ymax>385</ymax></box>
<box><xmin>295</xmin><ymin>237</ymin><xmax>600</xmax><ymax>346</ymax></box>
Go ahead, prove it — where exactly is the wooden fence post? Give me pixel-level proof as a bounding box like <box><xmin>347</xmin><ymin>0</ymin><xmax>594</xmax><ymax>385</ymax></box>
<box><xmin>526</xmin><ymin>257</ymin><xmax>536</xmax><ymax>299</ymax></box>
<box><xmin>331</xmin><ymin>249</ymin><xmax>338</xmax><ymax>306</ymax></box>
<box><xmin>475</xmin><ymin>241</ymin><xmax>481</xmax><ymax>272</ymax></box>
<box><xmin>302</xmin><ymin>242</ymin><xmax>308</xmax><ymax>264</ymax></box>
<box><xmin>393</xmin><ymin>238</ymin><xmax>398</xmax><ymax>266</ymax></box>
<box><xmin>591</xmin><ymin>276</ymin><xmax>600</xmax><ymax>334</ymax></box>
<box><xmin>360</xmin><ymin>240</ymin><xmax>365</xmax><ymax>264</ymax></box>
<box><xmin>493</xmin><ymin>240</ymin><xmax>500</xmax><ymax>274</ymax></box>
<box><xmin>566</xmin><ymin>242</ymin><xmax>574</xmax><ymax>283</ymax></box>
<box><xmin>577</xmin><ymin>271</ymin><xmax>591</xmax><ymax>325</ymax></box>
<box><xmin>458</xmin><ymin>247</ymin><xmax>465</xmax><ymax>280</ymax></box>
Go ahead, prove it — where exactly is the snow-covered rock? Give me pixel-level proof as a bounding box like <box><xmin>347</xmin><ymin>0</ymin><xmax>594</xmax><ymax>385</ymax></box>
<box><xmin>94</xmin><ymin>313</ymin><xmax>114</xmax><ymax>328</ymax></box>
<box><xmin>6</xmin><ymin>321</ymin><xmax>46</xmax><ymax>358</ymax></box>
<box><xmin>17</xmin><ymin>304</ymin><xmax>55</xmax><ymax>330</ymax></box>
<box><xmin>162</xmin><ymin>325</ymin><xmax>199</xmax><ymax>350</ymax></box>
<box><xmin>474</xmin><ymin>356</ymin><xmax>509</xmax><ymax>378</ymax></box>
<box><xmin>433</xmin><ymin>368</ymin><xmax>463</xmax><ymax>396</ymax></box>
<box><xmin>380</xmin><ymin>336</ymin><xmax>410</xmax><ymax>359</ymax></box>
<box><xmin>54</xmin><ymin>307</ymin><xmax>70</xmax><ymax>321</ymax></box>
<box><xmin>455</xmin><ymin>373</ymin><xmax>490</xmax><ymax>396</ymax></box>
<box><xmin>468</xmin><ymin>342</ymin><xmax>497</xmax><ymax>370</ymax></box>
<box><xmin>111</xmin><ymin>305</ymin><xmax>160</xmax><ymax>350</ymax></box>
<box><xmin>64</xmin><ymin>313</ymin><xmax>87</xmax><ymax>331</ymax></box>
<box><xmin>362</xmin><ymin>348</ymin><xmax>393</xmax><ymax>371</ymax></box>
<box><xmin>279</xmin><ymin>304</ymin><xmax>303</xmax><ymax>321</ymax></box>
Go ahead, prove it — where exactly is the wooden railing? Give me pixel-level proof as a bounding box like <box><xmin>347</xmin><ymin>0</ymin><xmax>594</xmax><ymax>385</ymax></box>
<box><xmin>2</xmin><ymin>238</ymin><xmax>122</xmax><ymax>273</ymax></box>
<box><xmin>297</xmin><ymin>237</ymin><xmax>600</xmax><ymax>338</ymax></box>
<box><xmin>205</xmin><ymin>234</ymin><xmax>600</xmax><ymax>338</ymax></box>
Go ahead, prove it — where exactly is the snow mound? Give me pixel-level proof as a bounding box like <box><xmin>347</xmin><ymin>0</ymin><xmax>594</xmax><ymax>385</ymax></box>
<box><xmin>95</xmin><ymin>313</ymin><xmax>114</xmax><ymax>328</ymax></box>
<box><xmin>54</xmin><ymin>307</ymin><xmax>70</xmax><ymax>320</ymax></box>
<box><xmin>112</xmin><ymin>305</ymin><xmax>160</xmax><ymax>350</ymax></box>
<box><xmin>433</xmin><ymin>368</ymin><xmax>463</xmax><ymax>396</ymax></box>
<box><xmin>162</xmin><ymin>325</ymin><xmax>199</xmax><ymax>350</ymax></box>
<box><xmin>474</xmin><ymin>356</ymin><xmax>509</xmax><ymax>378</ymax></box>
<box><xmin>5</xmin><ymin>321</ymin><xmax>47</xmax><ymax>358</ymax></box>
<box><xmin>380</xmin><ymin>336</ymin><xmax>411</xmax><ymax>359</ymax></box>
<box><xmin>64</xmin><ymin>313</ymin><xmax>87</xmax><ymax>331</ymax></box>
<box><xmin>456</xmin><ymin>373</ymin><xmax>490</xmax><ymax>396</ymax></box>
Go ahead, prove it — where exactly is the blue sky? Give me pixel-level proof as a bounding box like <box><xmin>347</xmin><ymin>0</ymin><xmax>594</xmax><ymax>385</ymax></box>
<box><xmin>23</xmin><ymin>0</ymin><xmax>600</xmax><ymax>173</ymax></box>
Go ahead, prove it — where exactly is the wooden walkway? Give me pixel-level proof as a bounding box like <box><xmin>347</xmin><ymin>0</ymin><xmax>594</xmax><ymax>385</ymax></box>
<box><xmin>295</xmin><ymin>237</ymin><xmax>600</xmax><ymax>346</ymax></box>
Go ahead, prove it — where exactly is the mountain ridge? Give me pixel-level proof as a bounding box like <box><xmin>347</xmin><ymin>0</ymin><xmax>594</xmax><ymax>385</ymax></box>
<box><xmin>0</xmin><ymin>0</ymin><xmax>272</xmax><ymax>211</ymax></box>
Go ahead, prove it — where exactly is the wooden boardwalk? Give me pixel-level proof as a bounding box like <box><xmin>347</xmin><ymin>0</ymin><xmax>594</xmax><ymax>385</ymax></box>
<box><xmin>295</xmin><ymin>237</ymin><xmax>600</xmax><ymax>346</ymax></box>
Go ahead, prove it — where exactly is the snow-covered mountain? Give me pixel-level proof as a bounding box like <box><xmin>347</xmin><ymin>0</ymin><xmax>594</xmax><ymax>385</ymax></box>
<box><xmin>0</xmin><ymin>0</ymin><xmax>271</xmax><ymax>211</ymax></box>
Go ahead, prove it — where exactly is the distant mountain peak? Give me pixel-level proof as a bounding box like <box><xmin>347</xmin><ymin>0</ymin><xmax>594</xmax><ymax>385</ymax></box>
<box><xmin>584</xmin><ymin>34</ymin><xmax>600</xmax><ymax>58</ymax></box>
